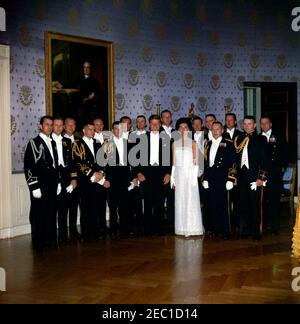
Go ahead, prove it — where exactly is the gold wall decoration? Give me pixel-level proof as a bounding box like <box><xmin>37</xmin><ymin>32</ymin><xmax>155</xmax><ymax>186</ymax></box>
<box><xmin>224</xmin><ymin>98</ymin><xmax>234</xmax><ymax>113</ymax></box>
<box><xmin>184</xmin><ymin>27</ymin><xmax>194</xmax><ymax>43</ymax></box>
<box><xmin>198</xmin><ymin>97</ymin><xmax>208</xmax><ymax>112</ymax></box>
<box><xmin>237</xmin><ymin>76</ymin><xmax>245</xmax><ymax>91</ymax></box>
<box><xmin>184</xmin><ymin>73</ymin><xmax>194</xmax><ymax>89</ymax></box>
<box><xmin>250</xmin><ymin>54</ymin><xmax>260</xmax><ymax>69</ymax></box>
<box><xmin>114</xmin><ymin>43</ymin><xmax>124</xmax><ymax>60</ymax></box>
<box><xmin>210</xmin><ymin>75</ymin><xmax>221</xmax><ymax>90</ymax></box>
<box><xmin>156</xmin><ymin>22</ymin><xmax>166</xmax><ymax>40</ymax></box>
<box><xmin>237</xmin><ymin>32</ymin><xmax>246</xmax><ymax>47</ymax></box>
<box><xmin>141</xmin><ymin>0</ymin><xmax>152</xmax><ymax>17</ymax></box>
<box><xmin>115</xmin><ymin>93</ymin><xmax>125</xmax><ymax>111</ymax></box>
<box><xmin>170</xmin><ymin>49</ymin><xmax>180</xmax><ymax>65</ymax></box>
<box><xmin>113</xmin><ymin>0</ymin><xmax>124</xmax><ymax>10</ymax></box>
<box><xmin>277</xmin><ymin>55</ymin><xmax>287</xmax><ymax>69</ymax></box>
<box><xmin>143</xmin><ymin>94</ymin><xmax>154</xmax><ymax>111</ymax></box>
<box><xmin>156</xmin><ymin>71</ymin><xmax>167</xmax><ymax>88</ymax></box>
<box><xmin>224</xmin><ymin>53</ymin><xmax>234</xmax><ymax>69</ymax></box>
<box><xmin>198</xmin><ymin>52</ymin><xmax>207</xmax><ymax>67</ymax></box>
<box><xmin>128</xmin><ymin>69</ymin><xmax>139</xmax><ymax>86</ymax></box>
<box><xmin>68</xmin><ymin>7</ymin><xmax>80</xmax><ymax>27</ymax></box>
<box><xmin>35</xmin><ymin>59</ymin><xmax>45</xmax><ymax>78</ymax></box>
<box><xmin>197</xmin><ymin>5</ymin><xmax>207</xmax><ymax>24</ymax></box>
<box><xmin>263</xmin><ymin>32</ymin><xmax>273</xmax><ymax>48</ymax></box>
<box><xmin>170</xmin><ymin>1</ymin><xmax>179</xmax><ymax>19</ymax></box>
<box><xmin>35</xmin><ymin>0</ymin><xmax>46</xmax><ymax>21</ymax></box>
<box><xmin>20</xmin><ymin>85</ymin><xmax>33</xmax><ymax>106</ymax></box>
<box><xmin>223</xmin><ymin>8</ymin><xmax>233</xmax><ymax>24</ymax></box>
<box><xmin>171</xmin><ymin>96</ymin><xmax>181</xmax><ymax>112</ymax></box>
<box><xmin>18</xmin><ymin>25</ymin><xmax>31</xmax><ymax>47</ymax></box>
<box><xmin>11</xmin><ymin>115</ymin><xmax>17</xmax><ymax>136</ymax></box>
<box><xmin>211</xmin><ymin>31</ymin><xmax>220</xmax><ymax>46</ymax></box>
<box><xmin>128</xmin><ymin>19</ymin><xmax>139</xmax><ymax>37</ymax></box>
<box><xmin>99</xmin><ymin>15</ymin><xmax>109</xmax><ymax>33</ymax></box>
<box><xmin>142</xmin><ymin>47</ymin><xmax>153</xmax><ymax>63</ymax></box>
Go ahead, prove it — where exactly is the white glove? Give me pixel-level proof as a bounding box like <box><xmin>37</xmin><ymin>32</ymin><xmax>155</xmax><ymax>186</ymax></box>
<box><xmin>98</xmin><ymin>177</ymin><xmax>106</xmax><ymax>186</ymax></box>
<box><xmin>90</xmin><ymin>175</ymin><xmax>96</xmax><ymax>183</ymax></box>
<box><xmin>66</xmin><ymin>185</ymin><xmax>74</xmax><ymax>194</ymax></box>
<box><xmin>32</xmin><ymin>189</ymin><xmax>42</xmax><ymax>199</ymax></box>
<box><xmin>250</xmin><ymin>182</ymin><xmax>257</xmax><ymax>191</ymax></box>
<box><xmin>128</xmin><ymin>180</ymin><xmax>140</xmax><ymax>191</ymax></box>
<box><xmin>57</xmin><ymin>183</ymin><xmax>62</xmax><ymax>196</ymax></box>
<box><xmin>226</xmin><ymin>181</ymin><xmax>234</xmax><ymax>191</ymax></box>
<box><xmin>170</xmin><ymin>166</ymin><xmax>176</xmax><ymax>189</ymax></box>
<box><xmin>203</xmin><ymin>181</ymin><xmax>209</xmax><ymax>190</ymax></box>
<box><xmin>263</xmin><ymin>180</ymin><xmax>267</xmax><ymax>187</ymax></box>
<box><xmin>192</xmin><ymin>165</ymin><xmax>199</xmax><ymax>187</ymax></box>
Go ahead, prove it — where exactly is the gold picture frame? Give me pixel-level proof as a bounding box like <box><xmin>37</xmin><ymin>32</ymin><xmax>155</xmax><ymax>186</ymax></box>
<box><xmin>45</xmin><ymin>31</ymin><xmax>115</xmax><ymax>129</ymax></box>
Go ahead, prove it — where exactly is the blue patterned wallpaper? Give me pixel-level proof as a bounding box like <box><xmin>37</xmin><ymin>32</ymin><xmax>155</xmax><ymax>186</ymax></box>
<box><xmin>0</xmin><ymin>0</ymin><xmax>300</xmax><ymax>172</ymax></box>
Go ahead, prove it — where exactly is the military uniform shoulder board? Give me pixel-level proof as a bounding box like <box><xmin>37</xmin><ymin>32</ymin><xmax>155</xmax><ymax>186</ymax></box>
<box><xmin>224</xmin><ymin>138</ymin><xmax>233</xmax><ymax>143</ymax></box>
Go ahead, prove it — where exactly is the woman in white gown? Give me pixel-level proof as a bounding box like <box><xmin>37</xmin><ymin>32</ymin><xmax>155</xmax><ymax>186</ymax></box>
<box><xmin>171</xmin><ymin>118</ymin><xmax>205</xmax><ymax>237</ymax></box>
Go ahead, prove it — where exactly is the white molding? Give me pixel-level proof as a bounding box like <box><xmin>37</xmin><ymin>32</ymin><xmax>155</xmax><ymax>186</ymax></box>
<box><xmin>0</xmin><ymin>224</ymin><xmax>31</xmax><ymax>240</ymax></box>
<box><xmin>0</xmin><ymin>45</ymin><xmax>12</xmax><ymax>231</ymax></box>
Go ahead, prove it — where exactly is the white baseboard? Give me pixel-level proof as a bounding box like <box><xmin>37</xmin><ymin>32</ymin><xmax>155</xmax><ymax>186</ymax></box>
<box><xmin>0</xmin><ymin>224</ymin><xmax>31</xmax><ymax>239</ymax></box>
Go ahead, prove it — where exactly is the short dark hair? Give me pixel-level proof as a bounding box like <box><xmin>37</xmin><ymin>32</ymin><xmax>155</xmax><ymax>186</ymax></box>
<box><xmin>225</xmin><ymin>113</ymin><xmax>237</xmax><ymax>121</ymax></box>
<box><xmin>40</xmin><ymin>116</ymin><xmax>53</xmax><ymax>125</ymax></box>
<box><xmin>192</xmin><ymin>116</ymin><xmax>203</xmax><ymax>124</ymax></box>
<box><xmin>212</xmin><ymin>121</ymin><xmax>224</xmax><ymax>128</ymax></box>
<box><xmin>149</xmin><ymin>114</ymin><xmax>161</xmax><ymax>123</ymax></box>
<box><xmin>112</xmin><ymin>121</ymin><xmax>121</xmax><ymax>128</ymax></box>
<box><xmin>260</xmin><ymin>115</ymin><xmax>272</xmax><ymax>123</ymax></box>
<box><xmin>205</xmin><ymin>114</ymin><xmax>217</xmax><ymax>121</ymax></box>
<box><xmin>120</xmin><ymin>116</ymin><xmax>132</xmax><ymax>123</ymax></box>
<box><xmin>93</xmin><ymin>116</ymin><xmax>104</xmax><ymax>123</ymax></box>
<box><xmin>136</xmin><ymin>115</ymin><xmax>146</xmax><ymax>122</ymax></box>
<box><xmin>176</xmin><ymin>118</ymin><xmax>192</xmax><ymax>131</ymax></box>
<box><xmin>244</xmin><ymin>115</ymin><xmax>256</xmax><ymax>123</ymax></box>
<box><xmin>82</xmin><ymin>121</ymin><xmax>94</xmax><ymax>129</ymax></box>
<box><xmin>53</xmin><ymin>116</ymin><xmax>64</xmax><ymax>123</ymax></box>
<box><xmin>161</xmin><ymin>110</ymin><xmax>172</xmax><ymax>118</ymax></box>
<box><xmin>64</xmin><ymin>117</ymin><xmax>76</xmax><ymax>124</ymax></box>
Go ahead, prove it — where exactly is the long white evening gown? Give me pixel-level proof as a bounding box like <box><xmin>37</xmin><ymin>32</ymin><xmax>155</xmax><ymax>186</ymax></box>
<box><xmin>173</xmin><ymin>138</ymin><xmax>204</xmax><ymax>237</ymax></box>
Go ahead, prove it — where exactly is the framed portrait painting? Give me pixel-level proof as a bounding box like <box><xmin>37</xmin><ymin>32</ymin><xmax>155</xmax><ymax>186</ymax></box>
<box><xmin>45</xmin><ymin>31</ymin><xmax>114</xmax><ymax>130</ymax></box>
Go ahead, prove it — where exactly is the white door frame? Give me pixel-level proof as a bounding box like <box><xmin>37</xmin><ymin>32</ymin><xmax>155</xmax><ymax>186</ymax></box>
<box><xmin>0</xmin><ymin>45</ymin><xmax>12</xmax><ymax>236</ymax></box>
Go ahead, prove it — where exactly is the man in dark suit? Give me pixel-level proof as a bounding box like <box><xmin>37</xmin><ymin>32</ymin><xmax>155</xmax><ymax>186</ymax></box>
<box><xmin>234</xmin><ymin>116</ymin><xmax>268</xmax><ymax>241</ymax></box>
<box><xmin>24</xmin><ymin>116</ymin><xmax>61</xmax><ymax>252</ymax></box>
<box><xmin>136</xmin><ymin>115</ymin><xmax>171</xmax><ymax>235</ymax></box>
<box><xmin>52</xmin><ymin>117</ymin><xmax>78</xmax><ymax>244</ymax></box>
<box><xmin>160</xmin><ymin>110</ymin><xmax>176</xmax><ymax>229</ymax></box>
<box><xmin>260</xmin><ymin>116</ymin><xmax>289</xmax><ymax>235</ymax></box>
<box><xmin>223</xmin><ymin>113</ymin><xmax>242</xmax><ymax>233</ymax></box>
<box><xmin>101</xmin><ymin>121</ymin><xmax>134</xmax><ymax>235</ymax></box>
<box><xmin>204</xmin><ymin>114</ymin><xmax>217</xmax><ymax>141</ymax></box>
<box><xmin>63</xmin><ymin>117</ymin><xmax>81</xmax><ymax>240</ymax></box>
<box><xmin>202</xmin><ymin>122</ymin><xmax>237</xmax><ymax>239</ymax></box>
<box><xmin>72</xmin><ymin>122</ymin><xmax>108</xmax><ymax>241</ymax></box>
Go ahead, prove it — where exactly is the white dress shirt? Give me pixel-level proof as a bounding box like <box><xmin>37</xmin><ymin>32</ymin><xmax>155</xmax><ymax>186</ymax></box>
<box><xmin>162</xmin><ymin>125</ymin><xmax>173</xmax><ymax>138</ymax></box>
<box><xmin>64</xmin><ymin>133</ymin><xmax>75</xmax><ymax>143</ymax></box>
<box><xmin>136</xmin><ymin>130</ymin><xmax>146</xmax><ymax>136</ymax></box>
<box><xmin>150</xmin><ymin>132</ymin><xmax>160</xmax><ymax>166</ymax></box>
<box><xmin>39</xmin><ymin>133</ymin><xmax>55</xmax><ymax>166</ymax></box>
<box><xmin>83</xmin><ymin>136</ymin><xmax>95</xmax><ymax>159</ymax></box>
<box><xmin>226</xmin><ymin>128</ymin><xmax>235</xmax><ymax>140</ymax></box>
<box><xmin>94</xmin><ymin>132</ymin><xmax>104</xmax><ymax>145</ymax></box>
<box><xmin>209</xmin><ymin>136</ymin><xmax>222</xmax><ymax>167</ymax></box>
<box><xmin>241</xmin><ymin>140</ymin><xmax>250</xmax><ymax>169</ymax></box>
<box><xmin>122</xmin><ymin>131</ymin><xmax>129</xmax><ymax>140</ymax></box>
<box><xmin>208</xmin><ymin>130</ymin><xmax>213</xmax><ymax>141</ymax></box>
<box><xmin>114</xmin><ymin>136</ymin><xmax>125</xmax><ymax>166</ymax></box>
<box><xmin>52</xmin><ymin>133</ymin><xmax>65</xmax><ymax>167</ymax></box>
<box><xmin>262</xmin><ymin>129</ymin><xmax>272</xmax><ymax>142</ymax></box>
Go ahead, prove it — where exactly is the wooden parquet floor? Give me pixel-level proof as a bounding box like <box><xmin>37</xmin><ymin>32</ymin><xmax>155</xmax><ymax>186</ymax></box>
<box><xmin>0</xmin><ymin>223</ymin><xmax>300</xmax><ymax>304</ymax></box>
